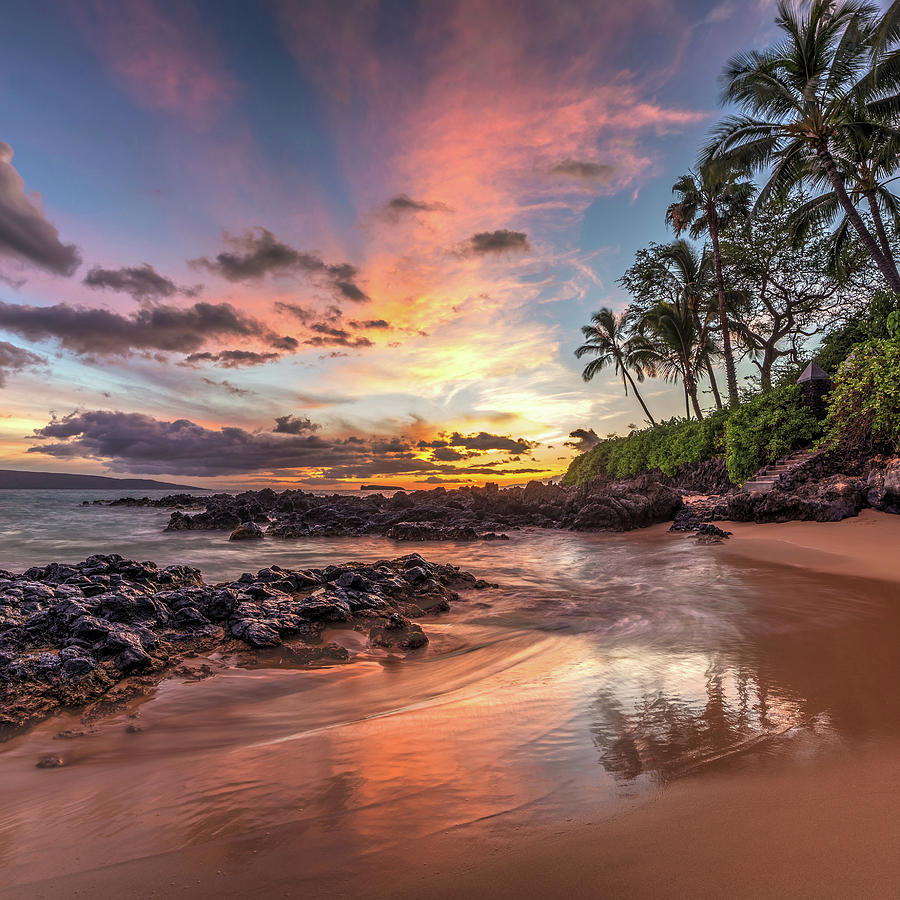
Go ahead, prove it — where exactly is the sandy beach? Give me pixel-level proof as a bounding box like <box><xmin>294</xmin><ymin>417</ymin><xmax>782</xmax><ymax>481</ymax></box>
<box><xmin>722</xmin><ymin>509</ymin><xmax>900</xmax><ymax>584</ymax></box>
<box><xmin>2</xmin><ymin>512</ymin><xmax>899</xmax><ymax>899</ymax></box>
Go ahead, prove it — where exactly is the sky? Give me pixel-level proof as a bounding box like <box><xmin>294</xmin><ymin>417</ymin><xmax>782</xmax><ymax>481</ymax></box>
<box><xmin>0</xmin><ymin>0</ymin><xmax>782</xmax><ymax>489</ymax></box>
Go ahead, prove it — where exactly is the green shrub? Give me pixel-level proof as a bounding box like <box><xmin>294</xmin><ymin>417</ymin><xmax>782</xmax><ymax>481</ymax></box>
<box><xmin>560</xmin><ymin>412</ymin><xmax>728</xmax><ymax>484</ymax></box>
<box><xmin>562</xmin><ymin>387</ymin><xmax>820</xmax><ymax>486</ymax></box>
<box><xmin>822</xmin><ymin>338</ymin><xmax>900</xmax><ymax>452</ymax></box>
<box><xmin>724</xmin><ymin>385</ymin><xmax>821</xmax><ymax>483</ymax></box>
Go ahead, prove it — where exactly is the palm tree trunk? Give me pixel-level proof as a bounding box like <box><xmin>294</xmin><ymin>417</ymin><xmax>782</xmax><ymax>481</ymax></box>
<box><xmin>707</xmin><ymin>206</ymin><xmax>740</xmax><ymax>406</ymax></box>
<box><xmin>622</xmin><ymin>369</ymin><xmax>656</xmax><ymax>426</ymax></box>
<box><xmin>816</xmin><ymin>143</ymin><xmax>900</xmax><ymax>292</ymax></box>
<box><xmin>686</xmin><ymin>372</ymin><xmax>704</xmax><ymax>420</ymax></box>
<box><xmin>865</xmin><ymin>189</ymin><xmax>899</xmax><ymax>280</ymax></box>
<box><xmin>689</xmin><ymin>306</ymin><xmax>723</xmax><ymax>411</ymax></box>
<box><xmin>705</xmin><ymin>358</ymin><xmax>723</xmax><ymax>409</ymax></box>
<box><xmin>683</xmin><ymin>384</ymin><xmax>691</xmax><ymax>420</ymax></box>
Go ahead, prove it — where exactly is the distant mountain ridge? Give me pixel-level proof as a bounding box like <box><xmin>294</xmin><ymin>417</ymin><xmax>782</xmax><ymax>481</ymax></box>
<box><xmin>0</xmin><ymin>470</ymin><xmax>205</xmax><ymax>491</ymax></box>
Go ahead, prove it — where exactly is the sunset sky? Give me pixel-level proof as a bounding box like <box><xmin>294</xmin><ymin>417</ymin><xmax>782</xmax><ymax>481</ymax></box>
<box><xmin>0</xmin><ymin>0</ymin><xmax>780</xmax><ymax>488</ymax></box>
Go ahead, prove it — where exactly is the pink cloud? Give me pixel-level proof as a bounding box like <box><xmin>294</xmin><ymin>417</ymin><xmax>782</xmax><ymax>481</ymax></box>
<box><xmin>72</xmin><ymin>0</ymin><xmax>237</xmax><ymax>127</ymax></box>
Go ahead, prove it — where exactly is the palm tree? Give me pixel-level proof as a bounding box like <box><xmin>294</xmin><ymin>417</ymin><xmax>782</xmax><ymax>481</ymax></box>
<box><xmin>637</xmin><ymin>300</ymin><xmax>715</xmax><ymax>420</ymax></box>
<box><xmin>787</xmin><ymin>123</ymin><xmax>900</xmax><ymax>276</ymax></box>
<box><xmin>659</xmin><ymin>239</ymin><xmax>724</xmax><ymax>410</ymax></box>
<box><xmin>704</xmin><ymin>0</ymin><xmax>900</xmax><ymax>293</ymax></box>
<box><xmin>575</xmin><ymin>307</ymin><xmax>657</xmax><ymax>425</ymax></box>
<box><xmin>666</xmin><ymin>168</ymin><xmax>754</xmax><ymax>407</ymax></box>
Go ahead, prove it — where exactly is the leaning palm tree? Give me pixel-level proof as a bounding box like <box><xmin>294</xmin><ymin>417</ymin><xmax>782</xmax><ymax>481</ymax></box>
<box><xmin>666</xmin><ymin>168</ymin><xmax>754</xmax><ymax>407</ymax></box>
<box><xmin>704</xmin><ymin>0</ymin><xmax>900</xmax><ymax>293</ymax></box>
<box><xmin>637</xmin><ymin>300</ymin><xmax>716</xmax><ymax>420</ymax></box>
<box><xmin>787</xmin><ymin>123</ymin><xmax>900</xmax><ymax>276</ymax></box>
<box><xmin>575</xmin><ymin>307</ymin><xmax>657</xmax><ymax>425</ymax></box>
<box><xmin>659</xmin><ymin>239</ymin><xmax>724</xmax><ymax>410</ymax></box>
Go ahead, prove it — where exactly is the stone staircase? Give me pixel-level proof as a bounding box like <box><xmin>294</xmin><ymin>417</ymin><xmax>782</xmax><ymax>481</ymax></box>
<box><xmin>741</xmin><ymin>448</ymin><xmax>817</xmax><ymax>493</ymax></box>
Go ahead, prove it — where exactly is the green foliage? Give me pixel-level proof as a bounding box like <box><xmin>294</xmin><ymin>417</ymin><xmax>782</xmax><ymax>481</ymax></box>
<box><xmin>561</xmin><ymin>412</ymin><xmax>728</xmax><ymax>484</ymax></box>
<box><xmin>563</xmin><ymin>386</ymin><xmax>821</xmax><ymax>486</ymax></box>
<box><xmin>822</xmin><ymin>338</ymin><xmax>900</xmax><ymax>452</ymax></box>
<box><xmin>723</xmin><ymin>385</ymin><xmax>822</xmax><ymax>484</ymax></box>
<box><xmin>816</xmin><ymin>290</ymin><xmax>900</xmax><ymax>374</ymax></box>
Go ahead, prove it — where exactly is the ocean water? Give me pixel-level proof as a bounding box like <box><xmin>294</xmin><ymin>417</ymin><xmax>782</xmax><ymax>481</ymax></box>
<box><xmin>1</xmin><ymin>489</ymin><xmax>899</xmax><ymax>892</ymax></box>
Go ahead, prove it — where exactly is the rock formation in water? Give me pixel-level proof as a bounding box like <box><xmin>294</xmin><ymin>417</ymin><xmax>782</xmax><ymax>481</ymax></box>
<box><xmin>0</xmin><ymin>552</ymin><xmax>491</xmax><ymax>732</ymax></box>
<box><xmin>100</xmin><ymin>477</ymin><xmax>685</xmax><ymax>541</ymax></box>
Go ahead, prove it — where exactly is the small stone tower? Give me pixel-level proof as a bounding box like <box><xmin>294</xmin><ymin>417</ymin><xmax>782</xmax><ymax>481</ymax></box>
<box><xmin>797</xmin><ymin>361</ymin><xmax>832</xmax><ymax>418</ymax></box>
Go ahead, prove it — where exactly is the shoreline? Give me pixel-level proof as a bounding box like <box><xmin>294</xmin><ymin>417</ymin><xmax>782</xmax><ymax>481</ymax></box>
<box><xmin>3</xmin><ymin>511</ymin><xmax>900</xmax><ymax>898</ymax></box>
<box><xmin>718</xmin><ymin>508</ymin><xmax>900</xmax><ymax>586</ymax></box>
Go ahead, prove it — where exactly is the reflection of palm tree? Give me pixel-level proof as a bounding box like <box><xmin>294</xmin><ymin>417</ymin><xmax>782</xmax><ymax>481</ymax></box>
<box><xmin>575</xmin><ymin>307</ymin><xmax>657</xmax><ymax>426</ymax></box>
<box><xmin>588</xmin><ymin>662</ymin><xmax>805</xmax><ymax>783</ymax></box>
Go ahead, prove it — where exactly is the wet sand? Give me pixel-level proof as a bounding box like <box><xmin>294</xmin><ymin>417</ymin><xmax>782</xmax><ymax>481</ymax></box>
<box><xmin>16</xmin><ymin>747</ymin><xmax>900</xmax><ymax>899</ymax></box>
<box><xmin>722</xmin><ymin>508</ymin><xmax>900</xmax><ymax>584</ymax></box>
<box><xmin>3</xmin><ymin>517</ymin><xmax>900</xmax><ymax>899</ymax></box>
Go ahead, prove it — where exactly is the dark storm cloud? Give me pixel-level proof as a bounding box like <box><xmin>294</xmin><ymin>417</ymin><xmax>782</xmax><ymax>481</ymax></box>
<box><xmin>466</xmin><ymin>230</ymin><xmax>531</xmax><ymax>255</ymax></box>
<box><xmin>192</xmin><ymin>228</ymin><xmax>369</xmax><ymax>302</ymax></box>
<box><xmin>183</xmin><ymin>349</ymin><xmax>282</xmax><ymax>368</ymax></box>
<box><xmin>27</xmin><ymin>410</ymin><xmax>547</xmax><ymax>480</ymax></box>
<box><xmin>564</xmin><ymin>428</ymin><xmax>601</xmax><ymax>452</ymax></box>
<box><xmin>0</xmin><ymin>340</ymin><xmax>45</xmax><ymax>386</ymax></box>
<box><xmin>83</xmin><ymin>263</ymin><xmax>200</xmax><ymax>302</ymax></box>
<box><xmin>0</xmin><ymin>142</ymin><xmax>81</xmax><ymax>276</ymax></box>
<box><xmin>448</xmin><ymin>431</ymin><xmax>538</xmax><ymax>452</ymax></box>
<box><xmin>273</xmin><ymin>414</ymin><xmax>319</xmax><ymax>435</ymax></box>
<box><xmin>0</xmin><ymin>299</ymin><xmax>293</xmax><ymax>357</ymax></box>
<box><xmin>550</xmin><ymin>158</ymin><xmax>616</xmax><ymax>181</ymax></box>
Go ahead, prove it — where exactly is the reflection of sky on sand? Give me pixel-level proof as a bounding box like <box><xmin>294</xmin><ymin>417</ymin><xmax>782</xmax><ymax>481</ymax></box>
<box><xmin>1</xmin><ymin>527</ymin><xmax>898</xmax><ymax>888</ymax></box>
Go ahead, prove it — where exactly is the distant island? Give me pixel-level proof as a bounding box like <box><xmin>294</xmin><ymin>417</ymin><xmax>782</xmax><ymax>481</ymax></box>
<box><xmin>360</xmin><ymin>484</ymin><xmax>406</xmax><ymax>491</ymax></box>
<box><xmin>0</xmin><ymin>469</ymin><xmax>205</xmax><ymax>491</ymax></box>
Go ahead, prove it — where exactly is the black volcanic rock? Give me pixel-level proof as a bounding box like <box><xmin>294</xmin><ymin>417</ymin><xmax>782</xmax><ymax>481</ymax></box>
<box><xmin>0</xmin><ymin>552</ymin><xmax>487</xmax><ymax>732</ymax></box>
<box><xmin>142</xmin><ymin>477</ymin><xmax>688</xmax><ymax>542</ymax></box>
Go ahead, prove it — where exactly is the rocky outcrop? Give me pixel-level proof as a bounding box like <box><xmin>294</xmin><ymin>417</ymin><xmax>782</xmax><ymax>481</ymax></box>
<box><xmin>707</xmin><ymin>454</ymin><xmax>900</xmax><ymax>524</ymax></box>
<box><xmin>97</xmin><ymin>478</ymin><xmax>686</xmax><ymax>541</ymax></box>
<box><xmin>0</xmin><ymin>552</ymin><xmax>487</xmax><ymax>732</ymax></box>
<box><xmin>566</xmin><ymin>475</ymin><xmax>683</xmax><ymax>532</ymax></box>
<box><xmin>715</xmin><ymin>475</ymin><xmax>867</xmax><ymax>523</ymax></box>
<box><xmin>866</xmin><ymin>457</ymin><xmax>900</xmax><ymax>513</ymax></box>
<box><xmin>229</xmin><ymin>522</ymin><xmax>264</xmax><ymax>541</ymax></box>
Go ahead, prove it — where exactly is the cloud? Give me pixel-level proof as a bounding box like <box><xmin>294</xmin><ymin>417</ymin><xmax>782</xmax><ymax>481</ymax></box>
<box><xmin>564</xmin><ymin>427</ymin><xmax>601</xmax><ymax>452</ymax></box>
<box><xmin>0</xmin><ymin>340</ymin><xmax>45</xmax><ymax>387</ymax></box>
<box><xmin>200</xmin><ymin>377</ymin><xmax>253</xmax><ymax>397</ymax></box>
<box><xmin>183</xmin><ymin>349</ymin><xmax>282</xmax><ymax>368</ymax></box>
<box><xmin>448</xmin><ymin>431</ymin><xmax>538</xmax><ymax>452</ymax></box>
<box><xmin>349</xmin><ymin>318</ymin><xmax>390</xmax><ymax>330</ymax></box>
<box><xmin>551</xmin><ymin>159</ymin><xmax>616</xmax><ymax>182</ymax></box>
<box><xmin>273</xmin><ymin>414</ymin><xmax>319</xmax><ymax>434</ymax></box>
<box><xmin>466</xmin><ymin>230</ymin><xmax>531</xmax><ymax>255</ymax></box>
<box><xmin>430</xmin><ymin>446</ymin><xmax>468</xmax><ymax>461</ymax></box>
<box><xmin>0</xmin><ymin>299</ymin><xmax>292</xmax><ymax>357</ymax></box>
<box><xmin>73</xmin><ymin>0</ymin><xmax>236</xmax><ymax>126</ymax></box>
<box><xmin>0</xmin><ymin>142</ymin><xmax>81</xmax><ymax>276</ymax></box>
<box><xmin>192</xmin><ymin>228</ymin><xmax>369</xmax><ymax>301</ymax></box>
<box><xmin>83</xmin><ymin>263</ymin><xmax>200</xmax><ymax>301</ymax></box>
<box><xmin>26</xmin><ymin>409</ymin><xmax>548</xmax><ymax>480</ymax></box>
<box><xmin>302</xmin><ymin>322</ymin><xmax>373</xmax><ymax>349</ymax></box>
<box><xmin>380</xmin><ymin>194</ymin><xmax>450</xmax><ymax>222</ymax></box>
